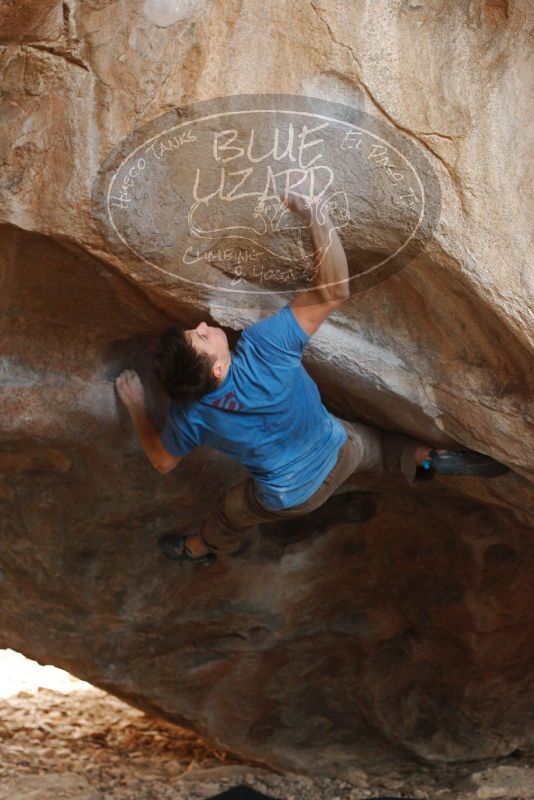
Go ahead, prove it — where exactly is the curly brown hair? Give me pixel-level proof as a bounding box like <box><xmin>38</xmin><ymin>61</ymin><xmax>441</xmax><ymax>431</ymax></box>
<box><xmin>152</xmin><ymin>324</ymin><xmax>219</xmax><ymax>407</ymax></box>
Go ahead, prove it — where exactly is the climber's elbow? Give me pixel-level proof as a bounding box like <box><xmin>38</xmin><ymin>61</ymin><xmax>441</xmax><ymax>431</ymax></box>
<box><xmin>153</xmin><ymin>454</ymin><xmax>182</xmax><ymax>474</ymax></box>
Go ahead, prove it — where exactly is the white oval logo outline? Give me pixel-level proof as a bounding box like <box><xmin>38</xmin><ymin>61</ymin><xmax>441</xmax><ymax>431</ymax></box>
<box><xmin>106</xmin><ymin>109</ymin><xmax>426</xmax><ymax>296</ymax></box>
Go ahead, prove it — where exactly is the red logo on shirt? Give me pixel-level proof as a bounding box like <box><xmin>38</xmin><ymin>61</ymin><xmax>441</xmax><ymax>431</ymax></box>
<box><xmin>211</xmin><ymin>391</ymin><xmax>243</xmax><ymax>411</ymax></box>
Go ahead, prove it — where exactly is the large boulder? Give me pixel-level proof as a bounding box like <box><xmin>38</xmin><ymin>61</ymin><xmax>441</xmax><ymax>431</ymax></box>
<box><xmin>0</xmin><ymin>0</ymin><xmax>532</xmax><ymax>780</ymax></box>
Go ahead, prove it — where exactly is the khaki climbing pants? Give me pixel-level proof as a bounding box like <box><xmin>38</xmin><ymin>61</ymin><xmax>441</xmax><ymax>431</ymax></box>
<box><xmin>200</xmin><ymin>417</ymin><xmax>428</xmax><ymax>554</ymax></box>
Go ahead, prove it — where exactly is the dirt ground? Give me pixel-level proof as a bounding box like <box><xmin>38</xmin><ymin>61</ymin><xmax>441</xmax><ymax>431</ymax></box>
<box><xmin>1</xmin><ymin>652</ymin><xmax>534</xmax><ymax>800</ymax></box>
<box><xmin>0</xmin><ymin>685</ymin><xmax>381</xmax><ymax>800</ymax></box>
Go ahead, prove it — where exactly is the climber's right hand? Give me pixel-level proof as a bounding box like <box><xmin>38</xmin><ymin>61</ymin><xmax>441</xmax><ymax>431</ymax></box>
<box><xmin>115</xmin><ymin>369</ymin><xmax>145</xmax><ymax>411</ymax></box>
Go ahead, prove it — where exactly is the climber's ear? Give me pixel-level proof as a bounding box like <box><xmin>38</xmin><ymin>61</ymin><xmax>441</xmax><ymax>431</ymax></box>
<box><xmin>212</xmin><ymin>361</ymin><xmax>224</xmax><ymax>381</ymax></box>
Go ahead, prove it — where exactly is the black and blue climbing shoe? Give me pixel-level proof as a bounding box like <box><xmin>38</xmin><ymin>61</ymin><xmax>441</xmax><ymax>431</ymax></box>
<box><xmin>421</xmin><ymin>448</ymin><xmax>509</xmax><ymax>478</ymax></box>
<box><xmin>159</xmin><ymin>533</ymin><xmax>217</xmax><ymax>566</ymax></box>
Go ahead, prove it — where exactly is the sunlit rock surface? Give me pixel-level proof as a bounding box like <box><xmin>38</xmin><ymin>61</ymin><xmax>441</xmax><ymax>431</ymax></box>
<box><xmin>0</xmin><ymin>0</ymin><xmax>533</xmax><ymax>780</ymax></box>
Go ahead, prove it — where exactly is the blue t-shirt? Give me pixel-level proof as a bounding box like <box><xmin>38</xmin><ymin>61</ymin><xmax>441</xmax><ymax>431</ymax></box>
<box><xmin>160</xmin><ymin>303</ymin><xmax>347</xmax><ymax>510</ymax></box>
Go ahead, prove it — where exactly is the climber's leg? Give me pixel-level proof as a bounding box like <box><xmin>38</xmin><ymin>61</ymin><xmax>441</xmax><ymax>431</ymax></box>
<box><xmin>380</xmin><ymin>427</ymin><xmax>433</xmax><ymax>483</ymax></box>
<box><xmin>162</xmin><ymin>479</ymin><xmax>270</xmax><ymax>560</ymax></box>
<box><xmin>190</xmin><ymin>423</ymin><xmax>432</xmax><ymax>557</ymax></box>
<box><xmin>191</xmin><ymin>451</ymin><xmax>372</xmax><ymax>556</ymax></box>
<box><xmin>335</xmin><ymin>418</ymin><xmax>510</xmax><ymax>485</ymax></box>
<box><xmin>197</xmin><ymin>477</ymin><xmax>291</xmax><ymax>555</ymax></box>
<box><xmin>336</xmin><ymin>418</ymin><xmax>431</xmax><ymax>485</ymax></box>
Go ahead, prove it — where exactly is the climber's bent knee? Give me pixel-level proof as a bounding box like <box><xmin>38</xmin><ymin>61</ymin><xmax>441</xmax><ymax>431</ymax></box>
<box><xmin>200</xmin><ymin>478</ymin><xmax>278</xmax><ymax>553</ymax></box>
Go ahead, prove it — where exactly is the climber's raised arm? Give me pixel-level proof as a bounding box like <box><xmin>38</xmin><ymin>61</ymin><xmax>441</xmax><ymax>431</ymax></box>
<box><xmin>115</xmin><ymin>369</ymin><xmax>182</xmax><ymax>474</ymax></box>
<box><xmin>283</xmin><ymin>192</ymin><xmax>350</xmax><ymax>338</ymax></box>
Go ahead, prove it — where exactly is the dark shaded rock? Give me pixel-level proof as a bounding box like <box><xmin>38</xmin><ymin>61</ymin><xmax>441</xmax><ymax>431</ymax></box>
<box><xmin>208</xmin><ymin>788</ymin><xmax>278</xmax><ymax>800</ymax></box>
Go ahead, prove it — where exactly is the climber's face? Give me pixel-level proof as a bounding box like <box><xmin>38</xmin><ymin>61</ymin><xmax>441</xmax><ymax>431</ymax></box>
<box><xmin>185</xmin><ymin>321</ymin><xmax>231</xmax><ymax>382</ymax></box>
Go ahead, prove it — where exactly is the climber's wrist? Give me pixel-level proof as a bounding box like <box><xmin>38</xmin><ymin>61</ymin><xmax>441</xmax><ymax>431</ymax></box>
<box><xmin>127</xmin><ymin>402</ymin><xmax>149</xmax><ymax>427</ymax></box>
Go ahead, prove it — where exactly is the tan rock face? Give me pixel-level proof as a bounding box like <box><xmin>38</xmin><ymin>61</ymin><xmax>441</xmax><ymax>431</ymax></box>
<box><xmin>0</xmin><ymin>0</ymin><xmax>533</xmax><ymax>779</ymax></box>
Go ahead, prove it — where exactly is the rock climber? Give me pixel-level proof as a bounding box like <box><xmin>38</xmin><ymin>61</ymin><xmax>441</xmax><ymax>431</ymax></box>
<box><xmin>115</xmin><ymin>191</ymin><xmax>509</xmax><ymax>566</ymax></box>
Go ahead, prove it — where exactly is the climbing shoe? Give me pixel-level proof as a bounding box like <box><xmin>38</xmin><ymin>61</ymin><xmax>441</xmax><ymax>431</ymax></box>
<box><xmin>421</xmin><ymin>448</ymin><xmax>509</xmax><ymax>478</ymax></box>
<box><xmin>159</xmin><ymin>533</ymin><xmax>217</xmax><ymax>566</ymax></box>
